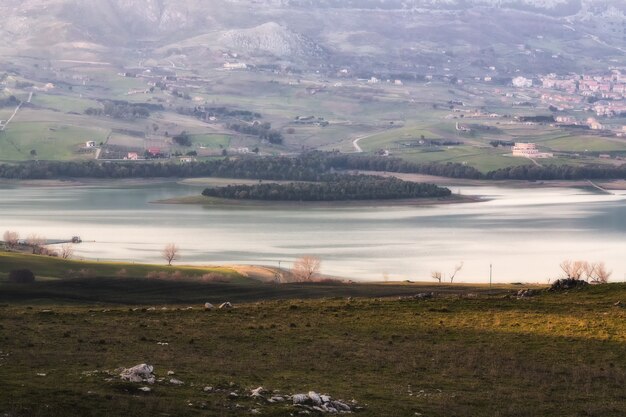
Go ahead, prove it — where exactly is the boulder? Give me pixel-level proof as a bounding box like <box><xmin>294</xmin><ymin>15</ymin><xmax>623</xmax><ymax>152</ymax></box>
<box><xmin>219</xmin><ymin>302</ymin><xmax>233</xmax><ymax>309</ymax></box>
<box><xmin>550</xmin><ymin>278</ymin><xmax>588</xmax><ymax>292</ymax></box>
<box><xmin>204</xmin><ymin>302</ymin><xmax>215</xmax><ymax>310</ymax></box>
<box><xmin>119</xmin><ymin>364</ymin><xmax>155</xmax><ymax>384</ymax></box>
<box><xmin>292</xmin><ymin>394</ymin><xmax>309</xmax><ymax>404</ymax></box>
<box><xmin>308</xmin><ymin>391</ymin><xmax>322</xmax><ymax>405</ymax></box>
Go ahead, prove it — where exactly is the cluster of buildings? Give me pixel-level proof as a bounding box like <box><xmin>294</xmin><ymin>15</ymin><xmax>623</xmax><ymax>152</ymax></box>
<box><xmin>539</xmin><ymin>71</ymin><xmax>626</xmax><ymax>117</ymax></box>
<box><xmin>541</xmin><ymin>71</ymin><xmax>626</xmax><ymax>96</ymax></box>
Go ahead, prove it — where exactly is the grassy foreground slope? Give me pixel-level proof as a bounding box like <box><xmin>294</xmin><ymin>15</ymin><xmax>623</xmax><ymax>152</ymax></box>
<box><xmin>0</xmin><ymin>251</ymin><xmax>242</xmax><ymax>282</ymax></box>
<box><xmin>1</xmin><ymin>277</ymin><xmax>625</xmax><ymax>416</ymax></box>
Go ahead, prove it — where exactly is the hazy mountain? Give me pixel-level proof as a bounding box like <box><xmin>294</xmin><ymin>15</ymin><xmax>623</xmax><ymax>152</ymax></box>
<box><xmin>0</xmin><ymin>0</ymin><xmax>624</xmax><ymax>73</ymax></box>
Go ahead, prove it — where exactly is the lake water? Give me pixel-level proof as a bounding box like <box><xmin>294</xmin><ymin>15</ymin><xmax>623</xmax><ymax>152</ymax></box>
<box><xmin>1</xmin><ymin>182</ymin><xmax>626</xmax><ymax>283</ymax></box>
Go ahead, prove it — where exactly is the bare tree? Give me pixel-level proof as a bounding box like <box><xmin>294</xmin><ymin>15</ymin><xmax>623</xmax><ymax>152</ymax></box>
<box><xmin>560</xmin><ymin>259</ymin><xmax>585</xmax><ymax>280</ymax></box>
<box><xmin>161</xmin><ymin>243</ymin><xmax>180</xmax><ymax>266</ymax></box>
<box><xmin>594</xmin><ymin>262</ymin><xmax>612</xmax><ymax>284</ymax></box>
<box><xmin>26</xmin><ymin>234</ymin><xmax>46</xmax><ymax>254</ymax></box>
<box><xmin>60</xmin><ymin>244</ymin><xmax>74</xmax><ymax>260</ymax></box>
<box><xmin>431</xmin><ymin>271</ymin><xmax>443</xmax><ymax>283</ymax></box>
<box><xmin>3</xmin><ymin>230</ymin><xmax>19</xmax><ymax>248</ymax></box>
<box><xmin>292</xmin><ymin>256</ymin><xmax>321</xmax><ymax>282</ymax></box>
<box><xmin>449</xmin><ymin>262</ymin><xmax>464</xmax><ymax>283</ymax></box>
<box><xmin>583</xmin><ymin>262</ymin><xmax>597</xmax><ymax>282</ymax></box>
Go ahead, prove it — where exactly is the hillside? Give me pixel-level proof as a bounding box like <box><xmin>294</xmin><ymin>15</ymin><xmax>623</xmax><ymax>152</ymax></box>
<box><xmin>1</xmin><ymin>278</ymin><xmax>625</xmax><ymax>416</ymax></box>
<box><xmin>0</xmin><ymin>0</ymin><xmax>624</xmax><ymax>72</ymax></box>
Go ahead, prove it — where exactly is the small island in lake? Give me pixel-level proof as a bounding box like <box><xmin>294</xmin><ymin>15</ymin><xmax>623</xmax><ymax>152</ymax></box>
<box><xmin>201</xmin><ymin>174</ymin><xmax>451</xmax><ymax>202</ymax></box>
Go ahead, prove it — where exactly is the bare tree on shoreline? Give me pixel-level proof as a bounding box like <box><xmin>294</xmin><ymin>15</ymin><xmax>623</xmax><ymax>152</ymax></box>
<box><xmin>162</xmin><ymin>243</ymin><xmax>180</xmax><ymax>266</ymax></box>
<box><xmin>449</xmin><ymin>262</ymin><xmax>464</xmax><ymax>283</ymax></box>
<box><xmin>60</xmin><ymin>244</ymin><xmax>74</xmax><ymax>260</ymax></box>
<box><xmin>292</xmin><ymin>256</ymin><xmax>321</xmax><ymax>282</ymax></box>
<box><xmin>3</xmin><ymin>230</ymin><xmax>19</xmax><ymax>248</ymax></box>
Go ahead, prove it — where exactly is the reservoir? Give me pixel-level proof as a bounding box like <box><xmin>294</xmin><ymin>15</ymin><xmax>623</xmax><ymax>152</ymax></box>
<box><xmin>1</xmin><ymin>182</ymin><xmax>625</xmax><ymax>283</ymax></box>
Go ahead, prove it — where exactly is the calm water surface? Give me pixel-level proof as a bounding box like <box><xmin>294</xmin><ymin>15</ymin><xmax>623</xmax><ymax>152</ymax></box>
<box><xmin>1</xmin><ymin>182</ymin><xmax>625</xmax><ymax>283</ymax></box>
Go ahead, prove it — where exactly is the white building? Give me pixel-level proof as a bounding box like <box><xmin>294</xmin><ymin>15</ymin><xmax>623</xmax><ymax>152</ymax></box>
<box><xmin>512</xmin><ymin>142</ymin><xmax>553</xmax><ymax>158</ymax></box>
<box><xmin>512</xmin><ymin>76</ymin><xmax>533</xmax><ymax>88</ymax></box>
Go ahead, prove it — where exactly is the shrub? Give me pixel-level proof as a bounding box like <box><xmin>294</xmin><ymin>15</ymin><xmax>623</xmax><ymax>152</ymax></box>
<box><xmin>8</xmin><ymin>269</ymin><xmax>36</xmax><ymax>283</ymax></box>
<box><xmin>201</xmin><ymin>273</ymin><xmax>230</xmax><ymax>283</ymax></box>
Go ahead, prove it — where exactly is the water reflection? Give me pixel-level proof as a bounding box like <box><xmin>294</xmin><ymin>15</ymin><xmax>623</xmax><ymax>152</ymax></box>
<box><xmin>1</xmin><ymin>183</ymin><xmax>625</xmax><ymax>282</ymax></box>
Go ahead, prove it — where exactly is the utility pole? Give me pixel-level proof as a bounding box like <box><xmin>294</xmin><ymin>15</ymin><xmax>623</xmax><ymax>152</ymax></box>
<box><xmin>489</xmin><ymin>263</ymin><xmax>493</xmax><ymax>289</ymax></box>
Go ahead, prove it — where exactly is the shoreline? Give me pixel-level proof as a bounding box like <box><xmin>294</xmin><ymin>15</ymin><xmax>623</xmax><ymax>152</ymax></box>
<box><xmin>153</xmin><ymin>193</ymin><xmax>482</xmax><ymax>208</ymax></box>
<box><xmin>2</xmin><ymin>174</ymin><xmax>626</xmax><ymax>192</ymax></box>
<box><xmin>354</xmin><ymin>171</ymin><xmax>626</xmax><ymax>191</ymax></box>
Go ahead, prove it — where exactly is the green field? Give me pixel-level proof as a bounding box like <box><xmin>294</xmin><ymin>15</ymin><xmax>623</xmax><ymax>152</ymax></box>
<box><xmin>31</xmin><ymin>94</ymin><xmax>100</xmax><ymax>114</ymax></box>
<box><xmin>192</xmin><ymin>134</ymin><xmax>232</xmax><ymax>149</ymax></box>
<box><xmin>0</xmin><ymin>251</ymin><xmax>242</xmax><ymax>282</ymax></box>
<box><xmin>0</xmin><ymin>122</ymin><xmax>108</xmax><ymax>161</ymax></box>
<box><xmin>0</xmin><ymin>266</ymin><xmax>624</xmax><ymax>417</ymax></box>
<box><xmin>540</xmin><ymin>135</ymin><xmax>626</xmax><ymax>153</ymax></box>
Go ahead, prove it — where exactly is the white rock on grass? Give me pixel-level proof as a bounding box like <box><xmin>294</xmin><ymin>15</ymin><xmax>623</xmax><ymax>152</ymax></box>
<box><xmin>169</xmin><ymin>378</ymin><xmax>184</xmax><ymax>385</ymax></box>
<box><xmin>119</xmin><ymin>364</ymin><xmax>155</xmax><ymax>384</ymax></box>
<box><xmin>292</xmin><ymin>394</ymin><xmax>309</xmax><ymax>404</ymax></box>
<box><xmin>204</xmin><ymin>302</ymin><xmax>215</xmax><ymax>310</ymax></box>
<box><xmin>219</xmin><ymin>302</ymin><xmax>233</xmax><ymax>309</ymax></box>
<box><xmin>308</xmin><ymin>391</ymin><xmax>322</xmax><ymax>405</ymax></box>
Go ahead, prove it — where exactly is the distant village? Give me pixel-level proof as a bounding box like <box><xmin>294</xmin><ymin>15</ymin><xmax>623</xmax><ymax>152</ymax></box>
<box><xmin>510</xmin><ymin>70</ymin><xmax>626</xmax><ymax>136</ymax></box>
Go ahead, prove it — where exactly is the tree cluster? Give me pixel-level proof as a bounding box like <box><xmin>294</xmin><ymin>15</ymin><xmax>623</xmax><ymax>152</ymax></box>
<box><xmin>0</xmin><ymin>95</ymin><xmax>19</xmax><ymax>108</ymax></box>
<box><xmin>201</xmin><ymin>174</ymin><xmax>451</xmax><ymax>201</ymax></box>
<box><xmin>85</xmin><ymin>100</ymin><xmax>162</xmax><ymax>120</ymax></box>
<box><xmin>178</xmin><ymin>106</ymin><xmax>261</xmax><ymax>122</ymax></box>
<box><xmin>228</xmin><ymin>122</ymin><xmax>284</xmax><ymax>144</ymax></box>
<box><xmin>172</xmin><ymin>131</ymin><xmax>192</xmax><ymax>147</ymax></box>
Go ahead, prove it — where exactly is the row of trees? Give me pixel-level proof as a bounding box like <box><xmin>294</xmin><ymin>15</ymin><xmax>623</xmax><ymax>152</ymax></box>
<box><xmin>1</xmin><ymin>150</ymin><xmax>626</xmax><ymax>182</ymax></box>
<box><xmin>559</xmin><ymin>259</ymin><xmax>612</xmax><ymax>283</ymax></box>
<box><xmin>177</xmin><ymin>106</ymin><xmax>262</xmax><ymax>122</ymax></box>
<box><xmin>201</xmin><ymin>174</ymin><xmax>451</xmax><ymax>201</ymax></box>
<box><xmin>85</xmin><ymin>101</ymin><xmax>163</xmax><ymax>121</ymax></box>
<box><xmin>3</xmin><ymin>230</ymin><xmax>74</xmax><ymax>258</ymax></box>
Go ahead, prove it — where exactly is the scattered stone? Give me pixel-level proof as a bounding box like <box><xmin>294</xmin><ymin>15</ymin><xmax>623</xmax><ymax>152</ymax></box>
<box><xmin>157</xmin><ymin>342</ymin><xmax>169</xmax><ymax>346</ymax></box>
<box><xmin>250</xmin><ymin>409</ymin><xmax>261</xmax><ymax>414</ymax></box>
<box><xmin>291</xmin><ymin>391</ymin><xmax>356</xmax><ymax>413</ymax></box>
<box><xmin>220</xmin><ymin>302</ymin><xmax>233</xmax><ymax>309</ymax></box>
<box><xmin>229</xmin><ymin>392</ymin><xmax>239</xmax><ymax>399</ymax></box>
<box><xmin>615</xmin><ymin>301</ymin><xmax>623</xmax><ymax>308</ymax></box>
<box><xmin>203</xmin><ymin>386</ymin><xmax>214</xmax><ymax>392</ymax></box>
<box><xmin>414</xmin><ymin>292</ymin><xmax>434</xmax><ymax>300</ymax></box>
<box><xmin>139</xmin><ymin>386</ymin><xmax>151</xmax><ymax>392</ymax></box>
<box><xmin>169</xmin><ymin>378</ymin><xmax>184</xmax><ymax>385</ymax></box>
<box><xmin>120</xmin><ymin>364</ymin><xmax>155</xmax><ymax>384</ymax></box>
<box><xmin>167</xmin><ymin>370</ymin><xmax>175</xmax><ymax>376</ymax></box>
<box><xmin>204</xmin><ymin>302</ymin><xmax>215</xmax><ymax>310</ymax></box>
<box><xmin>36</xmin><ymin>373</ymin><xmax>47</xmax><ymax>377</ymax></box>
<box><xmin>517</xmin><ymin>289</ymin><xmax>537</xmax><ymax>298</ymax></box>
<box><xmin>251</xmin><ymin>386</ymin><xmax>267</xmax><ymax>398</ymax></box>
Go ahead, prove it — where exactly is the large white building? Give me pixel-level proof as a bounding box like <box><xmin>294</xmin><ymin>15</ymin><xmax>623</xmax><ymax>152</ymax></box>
<box><xmin>512</xmin><ymin>143</ymin><xmax>553</xmax><ymax>158</ymax></box>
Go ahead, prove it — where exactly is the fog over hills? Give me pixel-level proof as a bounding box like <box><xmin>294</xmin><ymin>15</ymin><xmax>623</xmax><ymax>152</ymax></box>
<box><xmin>1</xmin><ymin>0</ymin><xmax>625</xmax><ymax>74</ymax></box>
